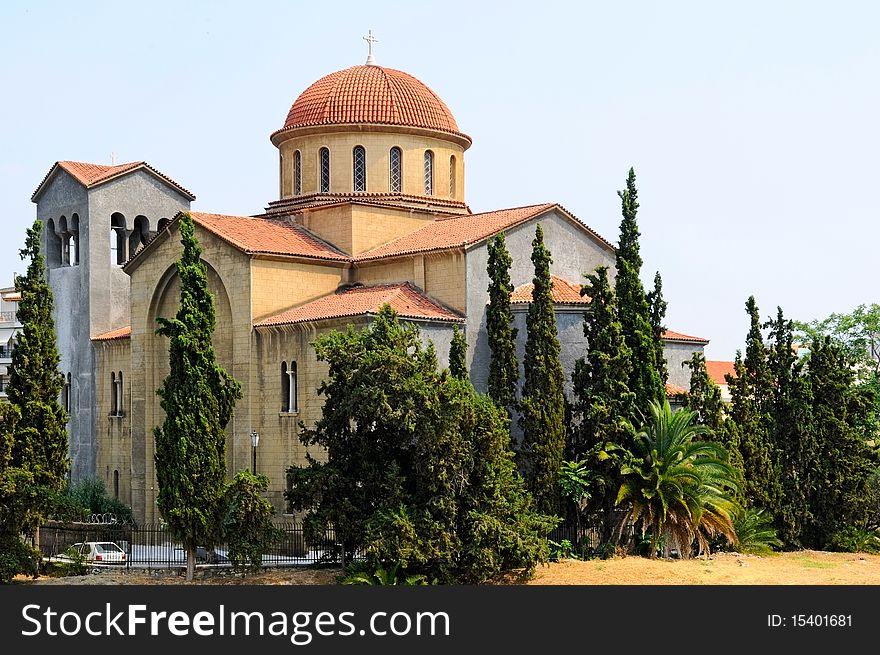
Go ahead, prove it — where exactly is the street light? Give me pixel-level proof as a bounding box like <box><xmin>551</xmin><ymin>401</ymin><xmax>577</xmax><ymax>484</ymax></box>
<box><xmin>250</xmin><ymin>430</ymin><xmax>259</xmax><ymax>475</ymax></box>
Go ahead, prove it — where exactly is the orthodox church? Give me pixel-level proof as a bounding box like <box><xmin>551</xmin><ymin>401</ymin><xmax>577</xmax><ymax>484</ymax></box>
<box><xmin>30</xmin><ymin>45</ymin><xmax>708</xmax><ymax>524</ymax></box>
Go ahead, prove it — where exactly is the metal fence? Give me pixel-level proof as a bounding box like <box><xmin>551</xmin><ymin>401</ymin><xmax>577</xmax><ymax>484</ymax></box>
<box><xmin>37</xmin><ymin>520</ymin><xmax>357</xmax><ymax>570</ymax></box>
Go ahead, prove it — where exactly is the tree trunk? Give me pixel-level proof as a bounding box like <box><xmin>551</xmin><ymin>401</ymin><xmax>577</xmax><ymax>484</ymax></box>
<box><xmin>186</xmin><ymin>547</ymin><xmax>196</xmax><ymax>581</ymax></box>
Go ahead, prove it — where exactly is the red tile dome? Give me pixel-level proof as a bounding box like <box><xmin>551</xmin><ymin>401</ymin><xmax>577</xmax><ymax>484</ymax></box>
<box><xmin>276</xmin><ymin>66</ymin><xmax>466</xmax><ymax>139</ymax></box>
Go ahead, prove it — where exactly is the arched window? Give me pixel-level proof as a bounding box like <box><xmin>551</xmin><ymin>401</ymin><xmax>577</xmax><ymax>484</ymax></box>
<box><xmin>353</xmin><ymin>146</ymin><xmax>366</xmax><ymax>192</ymax></box>
<box><xmin>129</xmin><ymin>215</ymin><xmax>150</xmax><ymax>258</ymax></box>
<box><xmin>319</xmin><ymin>147</ymin><xmax>331</xmax><ymax>193</ymax></box>
<box><xmin>68</xmin><ymin>214</ymin><xmax>80</xmax><ymax>265</ymax></box>
<box><xmin>158</xmin><ymin>217</ymin><xmax>171</xmax><ymax>232</ymax></box>
<box><xmin>46</xmin><ymin>219</ymin><xmax>62</xmax><ymax>269</ymax></box>
<box><xmin>110</xmin><ymin>213</ymin><xmax>127</xmax><ymax>265</ymax></box>
<box><xmin>449</xmin><ymin>155</ymin><xmax>457</xmax><ymax>198</ymax></box>
<box><xmin>63</xmin><ymin>372</ymin><xmax>71</xmax><ymax>414</ymax></box>
<box><xmin>113</xmin><ymin>470</ymin><xmax>119</xmax><ymax>498</ymax></box>
<box><xmin>281</xmin><ymin>361</ymin><xmax>298</xmax><ymax>413</ymax></box>
<box><xmin>389</xmin><ymin>147</ymin><xmax>402</xmax><ymax>193</ymax></box>
<box><xmin>116</xmin><ymin>371</ymin><xmax>124</xmax><ymax>416</ymax></box>
<box><xmin>293</xmin><ymin>150</ymin><xmax>302</xmax><ymax>196</ymax></box>
<box><xmin>281</xmin><ymin>362</ymin><xmax>289</xmax><ymax>412</ymax></box>
<box><xmin>424</xmin><ymin>150</ymin><xmax>434</xmax><ymax>196</ymax></box>
<box><xmin>110</xmin><ymin>372</ymin><xmax>117</xmax><ymax>416</ymax></box>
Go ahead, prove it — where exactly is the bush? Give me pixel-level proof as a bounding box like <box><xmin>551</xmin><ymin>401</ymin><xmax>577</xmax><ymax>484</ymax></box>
<box><xmin>827</xmin><ymin>526</ymin><xmax>880</xmax><ymax>554</ymax></box>
<box><xmin>62</xmin><ymin>477</ymin><xmax>135</xmax><ymax>525</ymax></box>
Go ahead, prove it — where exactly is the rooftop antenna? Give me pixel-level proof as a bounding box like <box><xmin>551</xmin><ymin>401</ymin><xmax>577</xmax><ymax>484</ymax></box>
<box><xmin>363</xmin><ymin>30</ymin><xmax>378</xmax><ymax>66</ymax></box>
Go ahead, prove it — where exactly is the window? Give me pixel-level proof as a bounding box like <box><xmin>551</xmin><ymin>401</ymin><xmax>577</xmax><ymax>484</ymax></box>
<box><xmin>116</xmin><ymin>371</ymin><xmax>124</xmax><ymax>416</ymax></box>
<box><xmin>281</xmin><ymin>361</ymin><xmax>298</xmax><ymax>413</ymax></box>
<box><xmin>293</xmin><ymin>150</ymin><xmax>302</xmax><ymax>195</ymax></box>
<box><xmin>424</xmin><ymin>150</ymin><xmax>434</xmax><ymax>196</ymax></box>
<box><xmin>111</xmin><ymin>213</ymin><xmax>127</xmax><ymax>265</ymax></box>
<box><xmin>449</xmin><ymin>155</ymin><xmax>457</xmax><ymax>198</ymax></box>
<box><xmin>353</xmin><ymin>146</ymin><xmax>366</xmax><ymax>192</ymax></box>
<box><xmin>64</xmin><ymin>373</ymin><xmax>71</xmax><ymax>413</ymax></box>
<box><xmin>389</xmin><ymin>147</ymin><xmax>402</xmax><ymax>193</ymax></box>
<box><xmin>110</xmin><ymin>373</ymin><xmax>117</xmax><ymax>416</ymax></box>
<box><xmin>113</xmin><ymin>470</ymin><xmax>119</xmax><ymax>498</ymax></box>
<box><xmin>319</xmin><ymin>147</ymin><xmax>330</xmax><ymax>193</ymax></box>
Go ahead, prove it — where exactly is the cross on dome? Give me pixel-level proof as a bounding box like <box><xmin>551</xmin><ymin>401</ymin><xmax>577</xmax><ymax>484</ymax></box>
<box><xmin>363</xmin><ymin>30</ymin><xmax>378</xmax><ymax>66</ymax></box>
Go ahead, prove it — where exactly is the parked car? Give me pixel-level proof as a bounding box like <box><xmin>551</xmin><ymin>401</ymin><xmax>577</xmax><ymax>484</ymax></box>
<box><xmin>67</xmin><ymin>541</ymin><xmax>127</xmax><ymax>565</ymax></box>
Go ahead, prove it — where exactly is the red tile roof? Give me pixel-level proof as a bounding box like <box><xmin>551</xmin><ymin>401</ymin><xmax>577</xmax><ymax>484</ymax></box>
<box><xmin>92</xmin><ymin>326</ymin><xmax>131</xmax><ymax>341</ymax></box>
<box><xmin>510</xmin><ymin>275</ymin><xmax>590</xmax><ymax>305</ymax></box>
<box><xmin>32</xmin><ymin>160</ymin><xmax>195</xmax><ymax>201</ymax></box>
<box><xmin>356</xmin><ymin>203</ymin><xmax>561</xmax><ymax>261</ymax></box>
<box><xmin>190</xmin><ymin>212</ymin><xmax>348</xmax><ymax>261</ymax></box>
<box><xmin>666</xmin><ymin>382</ymin><xmax>689</xmax><ymax>397</ymax></box>
<box><xmin>706</xmin><ymin>360</ymin><xmax>736</xmax><ymax>385</ymax></box>
<box><xmin>661</xmin><ymin>329</ymin><xmax>709</xmax><ymax>344</ymax></box>
<box><xmin>274</xmin><ymin>66</ymin><xmax>469</xmax><ymax>143</ymax></box>
<box><xmin>255</xmin><ymin>283</ymin><xmax>463</xmax><ymax>327</ymax></box>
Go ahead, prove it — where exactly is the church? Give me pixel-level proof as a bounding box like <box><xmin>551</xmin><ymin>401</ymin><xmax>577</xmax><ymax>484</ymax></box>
<box><xmin>30</xmin><ymin>47</ymin><xmax>709</xmax><ymax>524</ymax></box>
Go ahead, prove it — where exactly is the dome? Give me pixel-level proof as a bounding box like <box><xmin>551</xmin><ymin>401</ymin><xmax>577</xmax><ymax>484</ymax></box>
<box><xmin>273</xmin><ymin>65</ymin><xmax>468</xmax><ymax>141</ymax></box>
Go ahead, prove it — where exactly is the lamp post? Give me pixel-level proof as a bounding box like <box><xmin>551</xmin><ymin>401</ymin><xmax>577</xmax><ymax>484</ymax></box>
<box><xmin>250</xmin><ymin>430</ymin><xmax>259</xmax><ymax>475</ymax></box>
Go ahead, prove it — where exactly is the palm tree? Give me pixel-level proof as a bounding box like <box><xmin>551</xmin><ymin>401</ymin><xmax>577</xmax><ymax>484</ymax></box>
<box><xmin>616</xmin><ymin>399</ymin><xmax>739</xmax><ymax>558</ymax></box>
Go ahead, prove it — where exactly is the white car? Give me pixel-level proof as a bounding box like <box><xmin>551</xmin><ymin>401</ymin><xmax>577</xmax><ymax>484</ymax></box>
<box><xmin>68</xmin><ymin>541</ymin><xmax>127</xmax><ymax>565</ymax></box>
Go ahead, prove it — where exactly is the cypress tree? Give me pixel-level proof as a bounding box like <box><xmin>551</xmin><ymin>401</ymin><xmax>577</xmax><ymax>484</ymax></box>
<box><xmin>804</xmin><ymin>337</ymin><xmax>878</xmax><ymax>548</ymax></box>
<box><xmin>646</xmin><ymin>271</ymin><xmax>669</xmax><ymax>385</ymax></box>
<box><xmin>7</xmin><ymin>218</ymin><xmax>69</xmax><ymax>490</ymax></box>
<box><xmin>726</xmin><ymin>296</ymin><xmax>781</xmax><ymax>511</ymax></box>
<box><xmin>154</xmin><ymin>212</ymin><xmax>242</xmax><ymax>581</ymax></box>
<box><xmin>449</xmin><ymin>324</ymin><xmax>468</xmax><ymax>380</ymax></box>
<box><xmin>519</xmin><ymin>223</ymin><xmax>566</xmax><ymax>516</ymax></box>
<box><xmin>486</xmin><ymin>232</ymin><xmax>519</xmax><ymax>414</ymax></box>
<box><xmin>766</xmin><ymin>307</ymin><xmax>814</xmax><ymax>547</ymax></box>
<box><xmin>570</xmin><ymin>265</ymin><xmax>636</xmax><ymax>543</ymax></box>
<box><xmin>615</xmin><ymin>168</ymin><xmax>665</xmax><ymax>419</ymax></box>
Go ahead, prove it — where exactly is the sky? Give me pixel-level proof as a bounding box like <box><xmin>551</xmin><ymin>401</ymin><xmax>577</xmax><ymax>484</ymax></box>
<box><xmin>1</xmin><ymin>0</ymin><xmax>877</xmax><ymax>361</ymax></box>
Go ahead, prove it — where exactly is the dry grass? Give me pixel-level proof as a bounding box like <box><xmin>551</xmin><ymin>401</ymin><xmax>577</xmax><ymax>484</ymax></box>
<box><xmin>11</xmin><ymin>550</ymin><xmax>880</xmax><ymax>585</ymax></box>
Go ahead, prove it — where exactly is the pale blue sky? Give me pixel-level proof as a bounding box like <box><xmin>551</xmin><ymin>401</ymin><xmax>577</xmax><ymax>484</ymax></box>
<box><xmin>1</xmin><ymin>1</ymin><xmax>877</xmax><ymax>360</ymax></box>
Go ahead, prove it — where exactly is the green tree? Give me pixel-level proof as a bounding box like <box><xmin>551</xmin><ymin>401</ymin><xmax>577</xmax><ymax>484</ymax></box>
<box><xmin>646</xmin><ymin>271</ymin><xmax>669</xmax><ymax>385</ymax></box>
<box><xmin>726</xmin><ymin>296</ymin><xmax>781</xmax><ymax>511</ymax></box>
<box><xmin>7</xmin><ymin>219</ymin><xmax>69</xmax><ymax>490</ymax></box>
<box><xmin>683</xmin><ymin>352</ymin><xmax>725</xmax><ymax>432</ymax></box>
<box><xmin>803</xmin><ymin>337</ymin><xmax>878</xmax><ymax>548</ymax></box>
<box><xmin>153</xmin><ymin>212</ymin><xmax>242</xmax><ymax>581</ymax></box>
<box><xmin>222</xmin><ymin>471</ymin><xmax>284</xmax><ymax>573</ymax></box>
<box><xmin>570</xmin><ymin>266</ymin><xmax>635</xmax><ymax>542</ymax></box>
<box><xmin>286</xmin><ymin>305</ymin><xmax>554</xmax><ymax>583</ymax></box>
<box><xmin>519</xmin><ymin>224</ymin><xmax>566</xmax><ymax>516</ymax></box>
<box><xmin>617</xmin><ymin>400</ymin><xmax>739</xmax><ymax>558</ymax></box>
<box><xmin>449</xmin><ymin>324</ymin><xmax>468</xmax><ymax>380</ymax></box>
<box><xmin>486</xmin><ymin>232</ymin><xmax>519</xmax><ymax>415</ymax></box>
<box><xmin>615</xmin><ymin>168</ymin><xmax>665</xmax><ymax>419</ymax></box>
<box><xmin>765</xmin><ymin>308</ymin><xmax>815</xmax><ymax>548</ymax></box>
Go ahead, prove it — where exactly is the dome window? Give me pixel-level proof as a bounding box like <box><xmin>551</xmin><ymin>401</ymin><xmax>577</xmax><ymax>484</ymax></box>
<box><xmin>353</xmin><ymin>146</ymin><xmax>366</xmax><ymax>192</ymax></box>
<box><xmin>293</xmin><ymin>150</ymin><xmax>302</xmax><ymax>196</ymax></box>
<box><xmin>319</xmin><ymin>147</ymin><xmax>331</xmax><ymax>193</ymax></box>
<box><xmin>389</xmin><ymin>147</ymin><xmax>402</xmax><ymax>193</ymax></box>
<box><xmin>424</xmin><ymin>150</ymin><xmax>434</xmax><ymax>196</ymax></box>
<box><xmin>449</xmin><ymin>155</ymin><xmax>457</xmax><ymax>198</ymax></box>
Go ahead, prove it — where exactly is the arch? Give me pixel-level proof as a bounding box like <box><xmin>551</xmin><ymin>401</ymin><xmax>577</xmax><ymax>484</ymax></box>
<box><xmin>68</xmin><ymin>214</ymin><xmax>80</xmax><ymax>265</ymax></box>
<box><xmin>290</xmin><ymin>361</ymin><xmax>298</xmax><ymax>413</ymax></box>
<box><xmin>58</xmin><ymin>216</ymin><xmax>70</xmax><ymax>265</ymax></box>
<box><xmin>353</xmin><ymin>145</ymin><xmax>366</xmax><ymax>192</ymax></box>
<box><xmin>424</xmin><ymin>150</ymin><xmax>434</xmax><ymax>196</ymax></box>
<box><xmin>449</xmin><ymin>155</ymin><xmax>457</xmax><ymax>198</ymax></box>
<box><xmin>110</xmin><ymin>212</ymin><xmax>127</xmax><ymax>265</ymax></box>
<box><xmin>157</xmin><ymin>217</ymin><xmax>172</xmax><ymax>232</ymax></box>
<box><xmin>281</xmin><ymin>361</ymin><xmax>290</xmax><ymax>412</ymax></box>
<box><xmin>319</xmin><ymin>147</ymin><xmax>331</xmax><ymax>193</ymax></box>
<box><xmin>128</xmin><ymin>215</ymin><xmax>151</xmax><ymax>258</ymax></box>
<box><xmin>117</xmin><ymin>371</ymin><xmax>124</xmax><ymax>416</ymax></box>
<box><xmin>113</xmin><ymin>470</ymin><xmax>119</xmax><ymax>498</ymax></box>
<box><xmin>110</xmin><ymin>372</ymin><xmax>117</xmax><ymax>416</ymax></box>
<box><xmin>45</xmin><ymin>218</ymin><xmax>62</xmax><ymax>268</ymax></box>
<box><xmin>293</xmin><ymin>150</ymin><xmax>302</xmax><ymax>196</ymax></box>
<box><xmin>389</xmin><ymin>147</ymin><xmax>402</xmax><ymax>193</ymax></box>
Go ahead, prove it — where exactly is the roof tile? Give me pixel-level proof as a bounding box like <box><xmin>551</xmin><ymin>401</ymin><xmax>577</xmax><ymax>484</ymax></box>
<box><xmin>255</xmin><ymin>283</ymin><xmax>462</xmax><ymax>327</ymax></box>
<box><xmin>510</xmin><ymin>275</ymin><xmax>589</xmax><ymax>304</ymax></box>
<box><xmin>92</xmin><ymin>326</ymin><xmax>131</xmax><ymax>341</ymax></box>
<box><xmin>32</xmin><ymin>160</ymin><xmax>195</xmax><ymax>201</ymax></box>
<box><xmin>661</xmin><ymin>329</ymin><xmax>709</xmax><ymax>344</ymax></box>
<box><xmin>706</xmin><ymin>360</ymin><xmax>737</xmax><ymax>385</ymax></box>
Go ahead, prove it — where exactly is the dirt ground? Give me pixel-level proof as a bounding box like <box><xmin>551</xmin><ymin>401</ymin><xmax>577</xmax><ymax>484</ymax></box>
<box><xmin>12</xmin><ymin>550</ymin><xmax>880</xmax><ymax>585</ymax></box>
